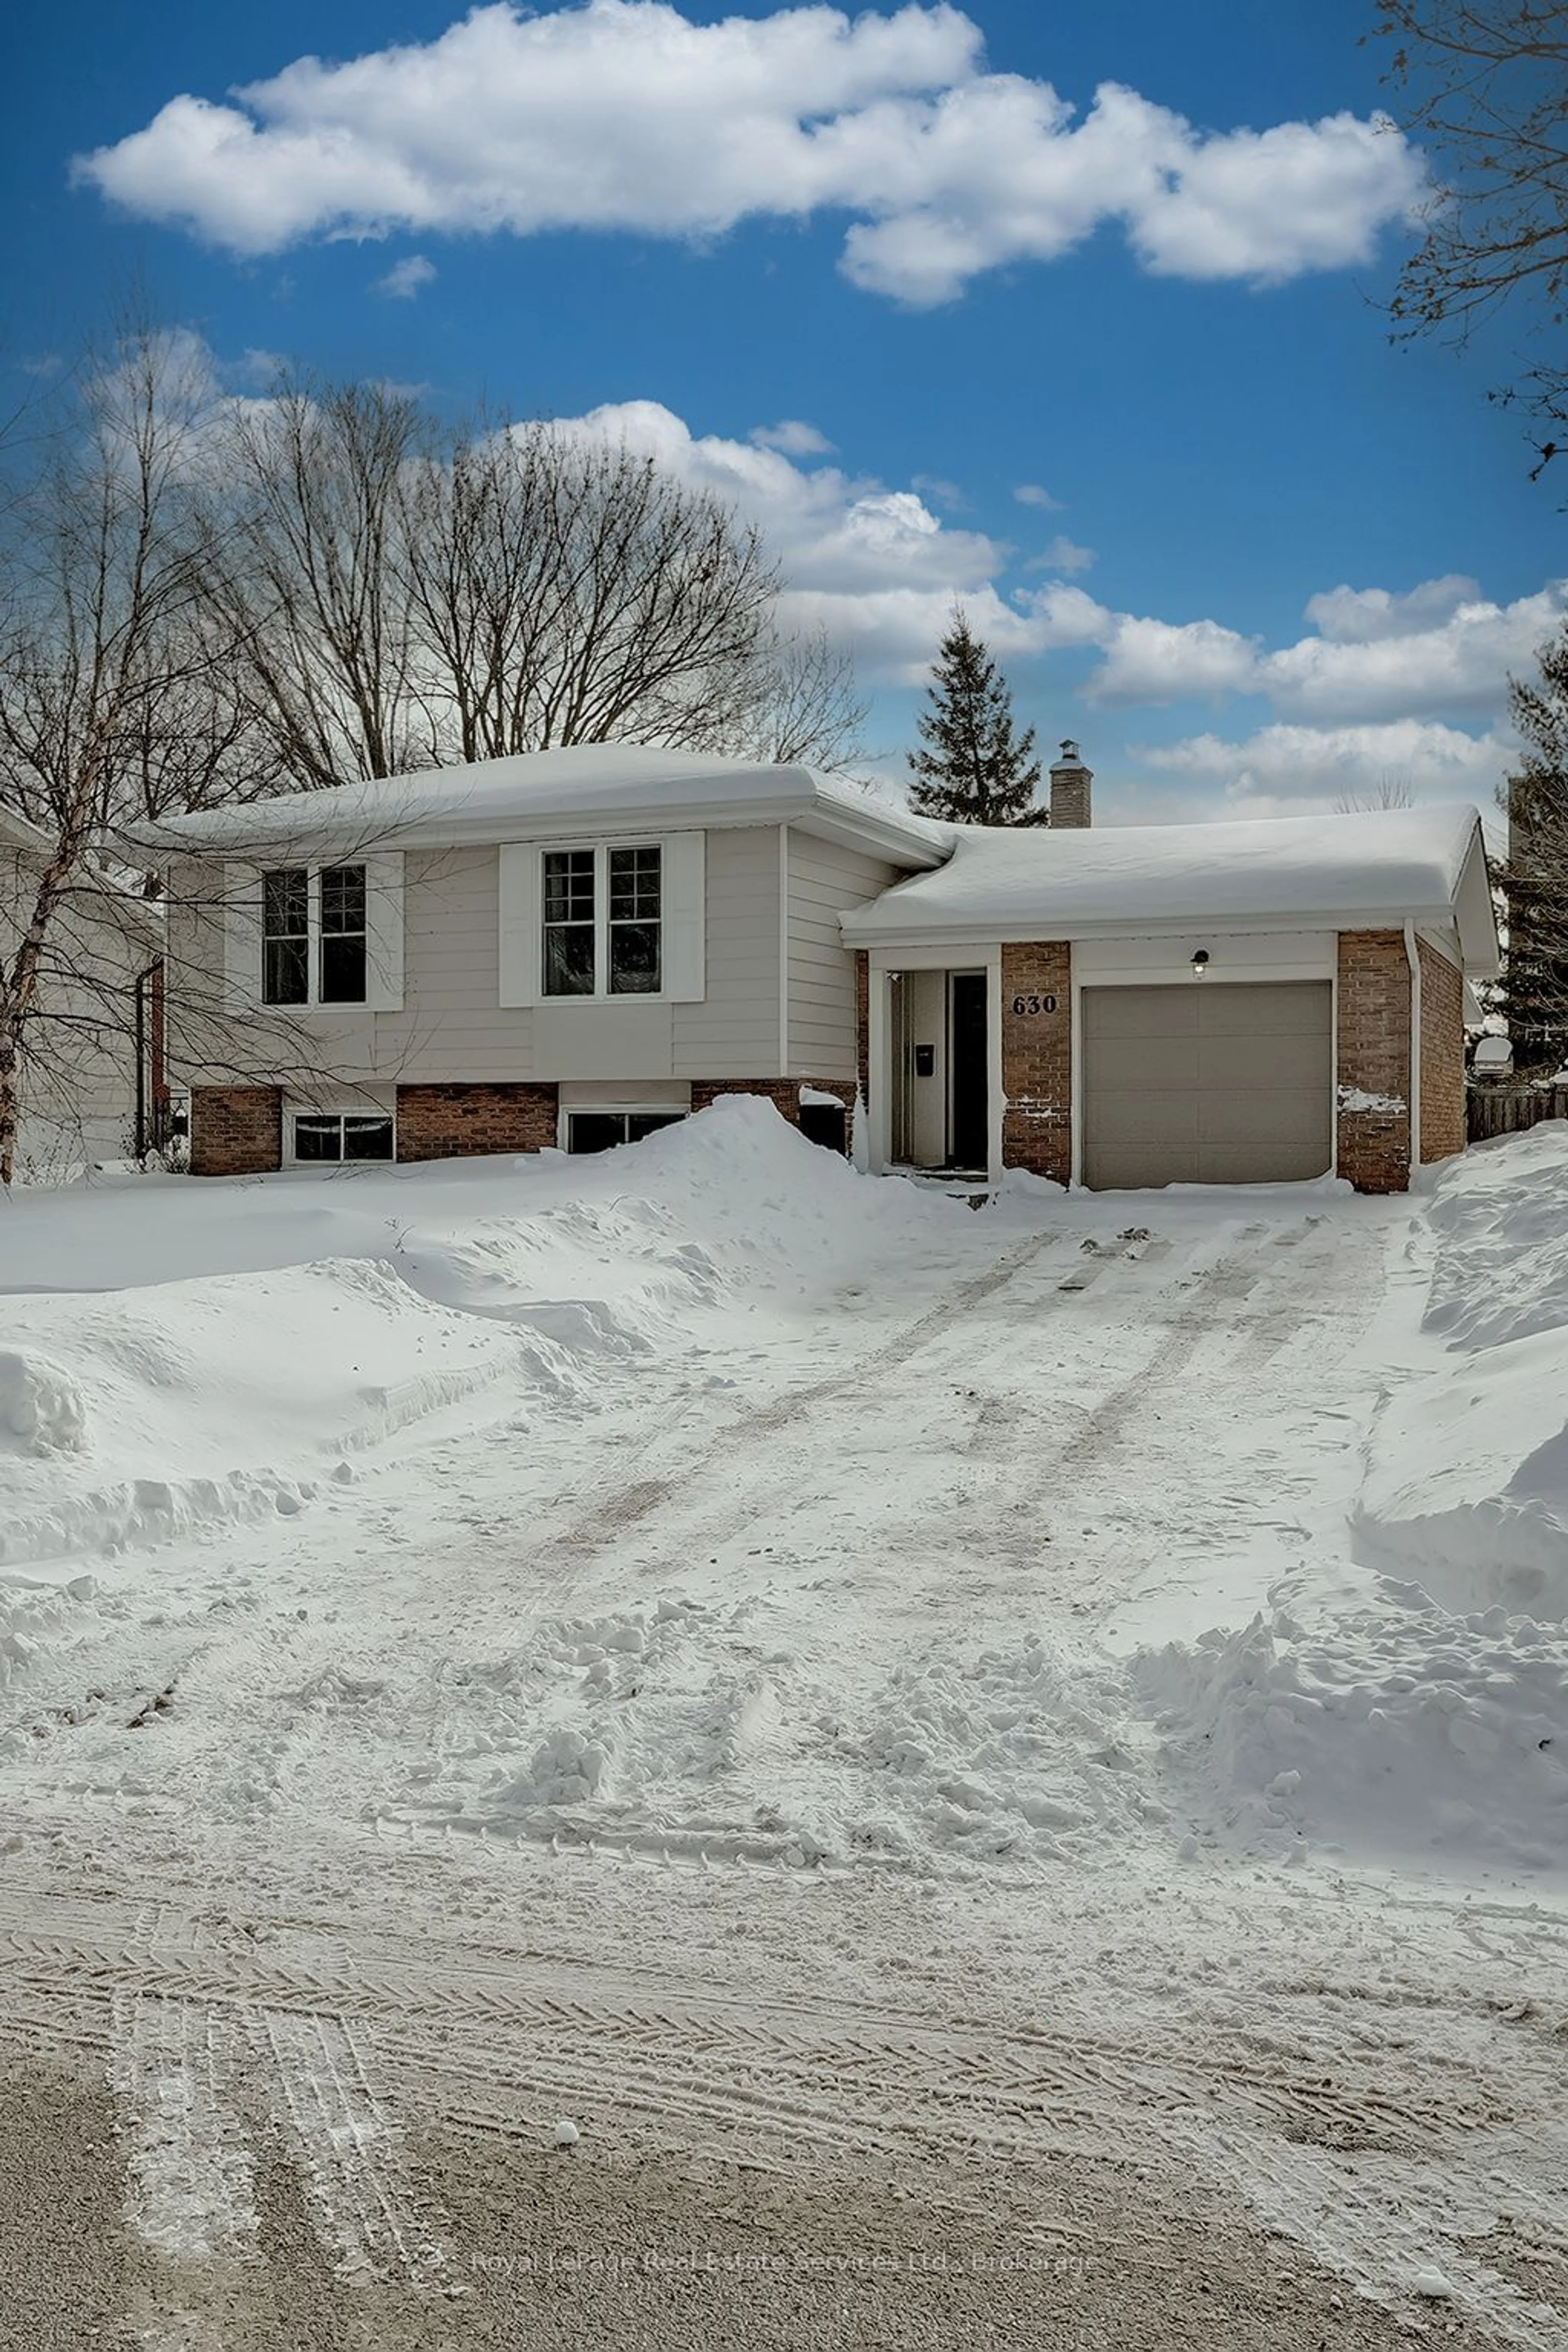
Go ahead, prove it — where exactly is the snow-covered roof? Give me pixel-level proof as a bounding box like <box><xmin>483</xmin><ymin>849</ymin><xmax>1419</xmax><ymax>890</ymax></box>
<box><xmin>123</xmin><ymin>746</ymin><xmax>950</xmax><ymax>869</ymax></box>
<box><xmin>842</xmin><ymin>803</ymin><xmax>1499</xmax><ymax>972</ymax></box>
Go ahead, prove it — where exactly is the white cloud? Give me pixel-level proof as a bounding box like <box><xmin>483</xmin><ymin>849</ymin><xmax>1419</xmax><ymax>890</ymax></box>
<box><xmin>1033</xmin><ymin>533</ymin><xmax>1095</xmax><ymax>575</ymax></box>
<box><xmin>1024</xmin><ymin>573</ymin><xmax>1568</xmax><ymax>723</ymax></box>
<box><xmin>750</xmin><ymin>418</ymin><xmax>835</xmax><ymax>456</ymax></box>
<box><xmin>1256</xmin><ymin>584</ymin><xmax>1567</xmax><ymax>722</ymax></box>
<box><xmin>74</xmin><ymin>2</ymin><xmax>1426</xmax><ymax>305</ymax></box>
<box><xmin>375</xmin><ymin>253</ymin><xmax>437</xmax><ymax>298</ymax></box>
<box><xmin>1302</xmin><ymin>575</ymin><xmax>1479</xmax><ymax>644</ymax></box>
<box><xmin>1142</xmin><ymin>719</ymin><xmax>1512</xmax><ymax>811</ymax></box>
<box><xmin>1014</xmin><ymin>483</ymin><xmax>1062</xmax><ymax>509</ymax></box>
<box><xmin>534</xmin><ymin>395</ymin><xmax>1052</xmax><ymax>677</ymax></box>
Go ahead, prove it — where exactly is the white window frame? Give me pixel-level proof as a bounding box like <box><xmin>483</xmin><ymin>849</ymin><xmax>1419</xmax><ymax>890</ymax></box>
<box><xmin>227</xmin><ymin>853</ymin><xmax>404</xmax><ymax>1015</ymax></box>
<box><xmin>498</xmin><ymin>832</ymin><xmax>704</xmax><ymax>1010</ymax></box>
<box><xmin>285</xmin><ymin>1104</ymin><xmax>397</xmax><ymax>1167</ymax></box>
<box><xmin>539</xmin><ymin>840</ymin><xmax>665</xmax><ymax>1004</ymax></box>
<box><xmin>262</xmin><ymin>864</ymin><xmax>370</xmax><ymax>1009</ymax></box>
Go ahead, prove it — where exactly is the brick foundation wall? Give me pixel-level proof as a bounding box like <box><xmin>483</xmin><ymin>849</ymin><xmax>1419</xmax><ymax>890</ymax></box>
<box><xmin>191</xmin><ymin>1086</ymin><xmax>282</xmax><ymax>1177</ymax></box>
<box><xmin>1000</xmin><ymin>942</ymin><xmax>1072</xmax><ymax>1183</ymax></box>
<box><xmin>395</xmin><ymin>1082</ymin><xmax>559</xmax><ymax>1161</ymax></box>
<box><xmin>1336</xmin><ymin>932</ymin><xmax>1413</xmax><ymax>1193</ymax></box>
<box><xmin>1419</xmin><ymin>938</ymin><xmax>1466</xmax><ymax>1167</ymax></box>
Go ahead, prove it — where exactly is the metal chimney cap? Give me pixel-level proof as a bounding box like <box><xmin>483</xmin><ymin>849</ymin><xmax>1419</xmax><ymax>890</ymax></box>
<box><xmin>1052</xmin><ymin>739</ymin><xmax>1086</xmax><ymax>766</ymax></box>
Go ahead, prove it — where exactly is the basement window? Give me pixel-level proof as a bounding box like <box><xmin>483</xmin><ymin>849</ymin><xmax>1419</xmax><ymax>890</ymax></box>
<box><xmin>565</xmin><ymin>1110</ymin><xmax>685</xmax><ymax>1154</ymax></box>
<box><xmin>292</xmin><ymin>1112</ymin><xmax>394</xmax><ymax>1164</ymax></box>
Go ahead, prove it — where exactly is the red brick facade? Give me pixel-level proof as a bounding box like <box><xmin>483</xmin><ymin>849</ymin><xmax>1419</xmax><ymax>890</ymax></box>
<box><xmin>1335</xmin><ymin>932</ymin><xmax>1413</xmax><ymax>1194</ymax></box>
<box><xmin>395</xmin><ymin>1082</ymin><xmax>560</xmax><ymax>1161</ymax></box>
<box><xmin>1000</xmin><ymin>942</ymin><xmax>1072</xmax><ymax>1184</ymax></box>
<box><xmin>191</xmin><ymin>1086</ymin><xmax>283</xmax><ymax>1177</ymax></box>
<box><xmin>854</xmin><ymin>950</ymin><xmax>870</xmax><ymax>1106</ymax></box>
<box><xmin>1419</xmin><ymin>938</ymin><xmax>1466</xmax><ymax>1167</ymax></box>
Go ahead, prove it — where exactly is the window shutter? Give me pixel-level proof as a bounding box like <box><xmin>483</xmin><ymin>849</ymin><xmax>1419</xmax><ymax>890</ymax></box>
<box><xmin>223</xmin><ymin>864</ymin><xmax>263</xmax><ymax>1012</ymax></box>
<box><xmin>363</xmin><ymin>851</ymin><xmax>405</xmax><ymax>1012</ymax></box>
<box><xmin>663</xmin><ymin>831</ymin><xmax>706</xmax><ymax>1003</ymax></box>
<box><xmin>498</xmin><ymin>843</ymin><xmax>541</xmax><ymax>1007</ymax></box>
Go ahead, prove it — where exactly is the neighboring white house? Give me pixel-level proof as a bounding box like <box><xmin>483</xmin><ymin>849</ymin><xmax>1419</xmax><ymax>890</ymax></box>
<box><xmin>1</xmin><ymin>807</ymin><xmax>167</xmax><ymax>1180</ymax></box>
<box><xmin>136</xmin><ymin>743</ymin><xmax>1499</xmax><ymax>1196</ymax></box>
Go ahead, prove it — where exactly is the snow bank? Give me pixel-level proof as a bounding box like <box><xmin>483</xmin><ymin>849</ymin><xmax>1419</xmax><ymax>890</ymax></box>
<box><xmin>1137</xmin><ymin>1590</ymin><xmax>1567</xmax><ymax>1872</ymax></box>
<box><xmin>1420</xmin><ymin>1122</ymin><xmax>1568</xmax><ymax>1353</ymax></box>
<box><xmin>1141</xmin><ymin>1127</ymin><xmax>1568</xmax><ymax>1876</ymax></box>
<box><xmin>1360</xmin><ymin>1126</ymin><xmax>1568</xmax><ymax>1616</ymax></box>
<box><xmin>0</xmin><ymin>1103</ymin><xmax>967</xmax><ymax>1573</ymax></box>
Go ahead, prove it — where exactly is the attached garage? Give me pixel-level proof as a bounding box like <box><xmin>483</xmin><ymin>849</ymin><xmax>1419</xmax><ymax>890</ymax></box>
<box><xmin>1082</xmin><ymin>981</ymin><xmax>1333</xmax><ymax>1190</ymax></box>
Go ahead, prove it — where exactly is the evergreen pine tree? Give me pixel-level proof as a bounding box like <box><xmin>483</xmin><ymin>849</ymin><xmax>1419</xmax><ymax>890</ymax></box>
<box><xmin>1500</xmin><ymin>623</ymin><xmax>1568</xmax><ymax>1068</ymax></box>
<box><xmin>906</xmin><ymin>610</ymin><xmax>1043</xmax><ymax>824</ymax></box>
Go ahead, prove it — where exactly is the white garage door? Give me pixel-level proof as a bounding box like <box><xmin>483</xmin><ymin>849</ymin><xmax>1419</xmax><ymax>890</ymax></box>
<box><xmin>1082</xmin><ymin>981</ymin><xmax>1333</xmax><ymax>1189</ymax></box>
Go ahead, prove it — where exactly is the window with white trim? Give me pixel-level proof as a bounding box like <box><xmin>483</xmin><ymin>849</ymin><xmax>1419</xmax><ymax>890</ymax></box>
<box><xmin>263</xmin><ymin>863</ymin><xmax>369</xmax><ymax>1006</ymax></box>
<box><xmin>542</xmin><ymin>844</ymin><xmax>662</xmax><ymax>999</ymax></box>
<box><xmin>290</xmin><ymin>1110</ymin><xmax>394</xmax><ymax>1163</ymax></box>
<box><xmin>565</xmin><ymin>1109</ymin><xmax>684</xmax><ymax>1154</ymax></box>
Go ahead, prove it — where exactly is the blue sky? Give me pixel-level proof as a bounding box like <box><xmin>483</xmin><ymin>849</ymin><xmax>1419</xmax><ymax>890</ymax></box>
<box><xmin>6</xmin><ymin>0</ymin><xmax>1562</xmax><ymax>820</ymax></box>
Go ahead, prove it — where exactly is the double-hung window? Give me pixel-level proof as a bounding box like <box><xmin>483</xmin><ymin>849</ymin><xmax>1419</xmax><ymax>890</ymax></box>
<box><xmin>261</xmin><ymin>864</ymin><xmax>369</xmax><ymax>1007</ymax></box>
<box><xmin>262</xmin><ymin>870</ymin><xmax>310</xmax><ymax>1006</ymax></box>
<box><xmin>542</xmin><ymin>844</ymin><xmax>662</xmax><ymax>998</ymax></box>
<box><xmin>319</xmin><ymin>864</ymin><xmax>368</xmax><ymax>1002</ymax></box>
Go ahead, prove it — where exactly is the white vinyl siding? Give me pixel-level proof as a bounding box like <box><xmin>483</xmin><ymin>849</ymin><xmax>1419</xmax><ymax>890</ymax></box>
<box><xmin>786</xmin><ymin>835</ymin><xmax>901</xmax><ymax>1079</ymax></box>
<box><xmin>178</xmin><ymin>827</ymin><xmax>786</xmax><ymax>1089</ymax></box>
<box><xmin>673</xmin><ymin>826</ymin><xmax>781</xmax><ymax>1078</ymax></box>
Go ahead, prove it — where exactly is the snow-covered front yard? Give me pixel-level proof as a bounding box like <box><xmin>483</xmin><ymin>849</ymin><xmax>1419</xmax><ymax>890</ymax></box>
<box><xmin>1</xmin><ymin>1101</ymin><xmax>1566</xmax><ymax>2344</ymax></box>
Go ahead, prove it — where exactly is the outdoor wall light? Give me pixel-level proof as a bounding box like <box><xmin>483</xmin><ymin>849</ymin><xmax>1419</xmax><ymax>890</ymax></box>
<box><xmin>1191</xmin><ymin>949</ymin><xmax>1211</xmax><ymax>978</ymax></box>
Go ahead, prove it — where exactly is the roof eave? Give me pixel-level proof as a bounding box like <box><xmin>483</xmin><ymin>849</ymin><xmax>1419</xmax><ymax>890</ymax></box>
<box><xmin>125</xmin><ymin>786</ymin><xmax>945</xmax><ymax>866</ymax></box>
<box><xmin>842</xmin><ymin>902</ymin><xmax>1474</xmax><ymax>951</ymax></box>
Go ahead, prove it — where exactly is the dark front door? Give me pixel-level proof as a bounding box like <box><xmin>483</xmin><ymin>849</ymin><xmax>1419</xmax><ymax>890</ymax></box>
<box><xmin>948</xmin><ymin>972</ymin><xmax>989</xmax><ymax>1168</ymax></box>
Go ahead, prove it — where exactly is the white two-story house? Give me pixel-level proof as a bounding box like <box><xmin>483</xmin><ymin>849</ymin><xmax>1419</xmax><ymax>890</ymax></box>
<box><xmin>141</xmin><ymin>743</ymin><xmax>1497</xmax><ymax>1196</ymax></box>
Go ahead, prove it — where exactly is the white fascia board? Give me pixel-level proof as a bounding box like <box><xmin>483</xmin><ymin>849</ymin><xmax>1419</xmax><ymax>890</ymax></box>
<box><xmin>844</xmin><ymin>903</ymin><xmax>1463</xmax><ymax>951</ymax></box>
<box><xmin>793</xmin><ymin>804</ymin><xmax>948</xmax><ymax>870</ymax></box>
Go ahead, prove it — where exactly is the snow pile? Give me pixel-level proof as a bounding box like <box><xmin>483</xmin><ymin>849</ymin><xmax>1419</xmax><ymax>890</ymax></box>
<box><xmin>383</xmin><ymin>1597</ymin><xmax>1158</xmax><ymax>1872</ymax></box>
<box><xmin>1421</xmin><ymin>1123</ymin><xmax>1568</xmax><ymax>1353</ymax></box>
<box><xmin>0</xmin><ymin>1102</ymin><xmax>966</xmax><ymax>1575</ymax></box>
<box><xmin>1138</xmin><ymin>1585</ymin><xmax>1568</xmax><ymax>1871</ymax></box>
<box><xmin>1361</xmin><ymin>1125</ymin><xmax>1568</xmax><ymax>1606</ymax></box>
<box><xmin>0</xmin><ymin>1350</ymin><xmax>89</xmax><ymax>1453</ymax></box>
<box><xmin>1139</xmin><ymin>1127</ymin><xmax>1568</xmax><ymax>1875</ymax></box>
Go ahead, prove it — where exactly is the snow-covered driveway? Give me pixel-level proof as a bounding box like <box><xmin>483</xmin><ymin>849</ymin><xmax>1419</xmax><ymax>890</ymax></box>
<box><xmin>1</xmin><ymin>1105</ymin><xmax>1565</xmax><ymax>2347</ymax></box>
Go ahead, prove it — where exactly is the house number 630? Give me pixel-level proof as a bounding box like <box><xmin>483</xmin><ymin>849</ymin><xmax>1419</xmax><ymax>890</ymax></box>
<box><xmin>1010</xmin><ymin>993</ymin><xmax>1058</xmax><ymax>1016</ymax></box>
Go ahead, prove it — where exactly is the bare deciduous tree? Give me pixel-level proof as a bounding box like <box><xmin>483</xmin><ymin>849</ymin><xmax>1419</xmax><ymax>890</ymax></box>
<box><xmin>1333</xmin><ymin>774</ymin><xmax>1417</xmax><ymax>811</ymax></box>
<box><xmin>1374</xmin><ymin>2</ymin><xmax>1568</xmax><ymax>471</ymax></box>
<box><xmin>401</xmin><ymin>423</ymin><xmax>780</xmax><ymax>757</ymax></box>
<box><xmin>201</xmin><ymin>377</ymin><xmax>431</xmax><ymax>786</ymax></box>
<box><xmin>0</xmin><ymin>327</ymin><xmax>257</xmax><ymax>1184</ymax></box>
<box><xmin>719</xmin><ymin>622</ymin><xmax>869</xmax><ymax>771</ymax></box>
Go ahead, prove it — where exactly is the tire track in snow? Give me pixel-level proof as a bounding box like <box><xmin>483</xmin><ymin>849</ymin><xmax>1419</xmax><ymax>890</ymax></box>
<box><xmin>252</xmin><ymin>2008</ymin><xmax>450</xmax><ymax>2292</ymax></box>
<box><xmin>6</xmin><ymin>1885</ymin><xmax>1565</xmax><ymax>2334</ymax></box>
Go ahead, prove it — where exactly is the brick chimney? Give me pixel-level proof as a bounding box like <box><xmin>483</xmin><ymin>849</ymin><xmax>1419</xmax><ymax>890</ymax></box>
<box><xmin>1049</xmin><ymin>740</ymin><xmax>1092</xmax><ymax>829</ymax></box>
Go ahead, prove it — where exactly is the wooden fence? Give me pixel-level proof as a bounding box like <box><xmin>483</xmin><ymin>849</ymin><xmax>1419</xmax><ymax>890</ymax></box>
<box><xmin>1466</xmin><ymin>1084</ymin><xmax>1568</xmax><ymax>1144</ymax></box>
